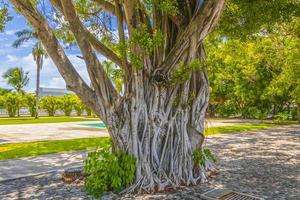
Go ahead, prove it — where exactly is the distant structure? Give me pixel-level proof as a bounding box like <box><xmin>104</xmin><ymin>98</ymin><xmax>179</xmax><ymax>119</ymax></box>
<box><xmin>39</xmin><ymin>87</ymin><xmax>74</xmax><ymax>96</ymax></box>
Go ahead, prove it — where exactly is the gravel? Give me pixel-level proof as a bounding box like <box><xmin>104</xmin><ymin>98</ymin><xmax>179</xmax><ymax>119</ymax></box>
<box><xmin>0</xmin><ymin>124</ymin><xmax>299</xmax><ymax>200</ymax></box>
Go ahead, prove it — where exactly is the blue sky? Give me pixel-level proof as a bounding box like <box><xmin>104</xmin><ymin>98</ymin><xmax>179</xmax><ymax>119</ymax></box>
<box><xmin>0</xmin><ymin>5</ymin><xmax>90</xmax><ymax>92</ymax></box>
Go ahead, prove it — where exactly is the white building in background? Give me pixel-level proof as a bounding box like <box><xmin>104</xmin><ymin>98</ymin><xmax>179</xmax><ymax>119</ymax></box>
<box><xmin>39</xmin><ymin>87</ymin><xmax>74</xmax><ymax>97</ymax></box>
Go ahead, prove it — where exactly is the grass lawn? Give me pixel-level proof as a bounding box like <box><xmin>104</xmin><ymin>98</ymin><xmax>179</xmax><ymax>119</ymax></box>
<box><xmin>205</xmin><ymin>123</ymin><xmax>279</xmax><ymax>135</ymax></box>
<box><xmin>0</xmin><ymin>137</ymin><xmax>110</xmax><ymax>160</ymax></box>
<box><xmin>0</xmin><ymin>116</ymin><xmax>99</xmax><ymax>125</ymax></box>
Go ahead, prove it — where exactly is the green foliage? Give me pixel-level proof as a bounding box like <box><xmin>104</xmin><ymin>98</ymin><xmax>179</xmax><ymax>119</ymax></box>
<box><xmin>170</xmin><ymin>59</ymin><xmax>203</xmax><ymax>84</ymax></box>
<box><xmin>85</xmin><ymin>106</ymin><xmax>92</xmax><ymax>116</ymax></box>
<box><xmin>0</xmin><ymin>7</ymin><xmax>11</xmax><ymax>32</ymax></box>
<box><xmin>2</xmin><ymin>67</ymin><xmax>29</xmax><ymax>94</ymax></box>
<box><xmin>128</xmin><ymin>52</ymin><xmax>142</xmax><ymax>69</ymax></box>
<box><xmin>25</xmin><ymin>94</ymin><xmax>36</xmax><ymax>117</ymax></box>
<box><xmin>2</xmin><ymin>92</ymin><xmax>23</xmax><ymax>117</ymax></box>
<box><xmin>274</xmin><ymin>111</ymin><xmax>290</xmax><ymax>123</ymax></box>
<box><xmin>103</xmin><ymin>61</ymin><xmax>123</xmax><ymax>93</ymax></box>
<box><xmin>58</xmin><ymin>95</ymin><xmax>75</xmax><ymax>116</ymax></box>
<box><xmin>206</xmin><ymin>18</ymin><xmax>300</xmax><ymax>119</ymax></box>
<box><xmin>73</xmin><ymin>96</ymin><xmax>85</xmax><ymax>116</ymax></box>
<box><xmin>218</xmin><ymin>0</ymin><xmax>300</xmax><ymax>39</ymax></box>
<box><xmin>144</xmin><ymin>0</ymin><xmax>179</xmax><ymax>16</ymax></box>
<box><xmin>0</xmin><ymin>88</ymin><xmax>11</xmax><ymax>95</ymax></box>
<box><xmin>192</xmin><ymin>148</ymin><xmax>216</xmax><ymax>167</ymax></box>
<box><xmin>40</xmin><ymin>96</ymin><xmax>61</xmax><ymax>116</ymax></box>
<box><xmin>84</xmin><ymin>147</ymin><xmax>136</xmax><ymax>198</ymax></box>
<box><xmin>130</xmin><ymin>24</ymin><xmax>164</xmax><ymax>54</ymax></box>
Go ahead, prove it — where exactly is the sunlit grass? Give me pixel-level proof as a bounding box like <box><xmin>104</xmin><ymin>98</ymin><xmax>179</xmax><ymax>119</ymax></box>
<box><xmin>0</xmin><ymin>122</ymin><xmax>293</xmax><ymax>160</ymax></box>
<box><xmin>0</xmin><ymin>137</ymin><xmax>110</xmax><ymax>160</ymax></box>
<box><xmin>0</xmin><ymin>116</ymin><xmax>99</xmax><ymax>125</ymax></box>
<box><xmin>205</xmin><ymin>123</ymin><xmax>278</xmax><ymax>136</ymax></box>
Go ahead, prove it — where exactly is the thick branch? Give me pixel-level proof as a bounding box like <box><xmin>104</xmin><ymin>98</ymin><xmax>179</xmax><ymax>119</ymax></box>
<box><xmin>60</xmin><ymin>0</ymin><xmax>120</xmax><ymax>111</ymax></box>
<box><xmin>91</xmin><ymin>0</ymin><xmax>115</xmax><ymax>15</ymax></box>
<box><xmin>9</xmin><ymin>0</ymin><xmax>101</xmax><ymax>118</ymax></box>
<box><xmin>156</xmin><ymin>0</ymin><xmax>225</xmax><ymax>75</ymax></box>
<box><xmin>50</xmin><ymin>0</ymin><xmax>126</xmax><ymax>70</ymax></box>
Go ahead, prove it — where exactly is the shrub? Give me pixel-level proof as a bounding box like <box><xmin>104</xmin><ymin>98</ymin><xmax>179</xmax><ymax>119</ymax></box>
<box><xmin>84</xmin><ymin>147</ymin><xmax>136</xmax><ymax>198</ymax></box>
<box><xmin>40</xmin><ymin>96</ymin><xmax>61</xmax><ymax>116</ymax></box>
<box><xmin>73</xmin><ymin>96</ymin><xmax>85</xmax><ymax>116</ymax></box>
<box><xmin>192</xmin><ymin>148</ymin><xmax>216</xmax><ymax>167</ymax></box>
<box><xmin>274</xmin><ymin>111</ymin><xmax>290</xmax><ymax>123</ymax></box>
<box><xmin>59</xmin><ymin>95</ymin><xmax>75</xmax><ymax>116</ymax></box>
<box><xmin>25</xmin><ymin>94</ymin><xmax>36</xmax><ymax>117</ymax></box>
<box><xmin>85</xmin><ymin>105</ymin><xmax>92</xmax><ymax>116</ymax></box>
<box><xmin>2</xmin><ymin>92</ymin><xmax>23</xmax><ymax>117</ymax></box>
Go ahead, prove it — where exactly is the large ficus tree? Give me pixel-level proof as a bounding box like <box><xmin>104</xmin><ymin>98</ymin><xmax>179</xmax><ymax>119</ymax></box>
<box><xmin>10</xmin><ymin>0</ymin><xmax>224</xmax><ymax>190</ymax></box>
<box><xmin>7</xmin><ymin>0</ymin><xmax>299</xmax><ymax>192</ymax></box>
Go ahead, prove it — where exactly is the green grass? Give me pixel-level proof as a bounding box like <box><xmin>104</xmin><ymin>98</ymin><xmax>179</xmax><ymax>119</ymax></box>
<box><xmin>205</xmin><ymin>123</ymin><xmax>278</xmax><ymax>135</ymax></box>
<box><xmin>0</xmin><ymin>116</ymin><xmax>99</xmax><ymax>125</ymax></box>
<box><xmin>0</xmin><ymin>137</ymin><xmax>110</xmax><ymax>160</ymax></box>
<box><xmin>0</xmin><ymin>122</ymin><xmax>291</xmax><ymax>160</ymax></box>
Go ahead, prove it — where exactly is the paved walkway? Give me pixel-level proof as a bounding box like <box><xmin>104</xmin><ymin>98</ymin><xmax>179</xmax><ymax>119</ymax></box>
<box><xmin>0</xmin><ymin>118</ymin><xmax>260</xmax><ymax>144</ymax></box>
<box><xmin>0</xmin><ymin>124</ymin><xmax>298</xmax><ymax>199</ymax></box>
<box><xmin>0</xmin><ymin>121</ymin><xmax>108</xmax><ymax>144</ymax></box>
<box><xmin>0</xmin><ymin>151</ymin><xmax>87</xmax><ymax>181</ymax></box>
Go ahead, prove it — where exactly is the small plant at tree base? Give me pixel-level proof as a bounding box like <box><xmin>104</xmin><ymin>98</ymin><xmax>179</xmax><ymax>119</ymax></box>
<box><xmin>192</xmin><ymin>148</ymin><xmax>217</xmax><ymax>168</ymax></box>
<box><xmin>84</xmin><ymin>146</ymin><xmax>136</xmax><ymax>198</ymax></box>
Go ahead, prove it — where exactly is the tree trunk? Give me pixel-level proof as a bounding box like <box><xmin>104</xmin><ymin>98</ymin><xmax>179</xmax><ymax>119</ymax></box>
<box><xmin>35</xmin><ymin>58</ymin><xmax>41</xmax><ymax>119</ymax></box>
<box><xmin>9</xmin><ymin>0</ymin><xmax>225</xmax><ymax>193</ymax></box>
<box><xmin>104</xmin><ymin>49</ymin><xmax>211</xmax><ymax>192</ymax></box>
<box><xmin>297</xmin><ymin>103</ymin><xmax>300</xmax><ymax>123</ymax></box>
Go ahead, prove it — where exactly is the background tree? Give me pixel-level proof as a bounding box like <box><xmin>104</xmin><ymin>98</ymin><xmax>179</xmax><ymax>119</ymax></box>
<box><xmin>73</xmin><ymin>95</ymin><xmax>86</xmax><ymax>116</ymax></box>
<box><xmin>59</xmin><ymin>95</ymin><xmax>75</xmax><ymax>116</ymax></box>
<box><xmin>13</xmin><ymin>29</ymin><xmax>47</xmax><ymax>119</ymax></box>
<box><xmin>0</xmin><ymin>5</ymin><xmax>11</xmax><ymax>32</ymax></box>
<box><xmin>25</xmin><ymin>93</ymin><xmax>37</xmax><ymax>117</ymax></box>
<box><xmin>9</xmin><ymin>0</ymin><xmax>299</xmax><ymax>193</ymax></box>
<box><xmin>2</xmin><ymin>92</ymin><xmax>23</xmax><ymax>117</ymax></box>
<box><xmin>2</xmin><ymin>67</ymin><xmax>29</xmax><ymax>116</ymax></box>
<box><xmin>2</xmin><ymin>67</ymin><xmax>29</xmax><ymax>94</ymax></box>
<box><xmin>40</xmin><ymin>96</ymin><xmax>60</xmax><ymax>117</ymax></box>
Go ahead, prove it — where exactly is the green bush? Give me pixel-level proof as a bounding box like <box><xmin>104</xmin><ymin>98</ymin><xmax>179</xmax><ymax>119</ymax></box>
<box><xmin>84</xmin><ymin>147</ymin><xmax>136</xmax><ymax>198</ymax></box>
<box><xmin>85</xmin><ymin>105</ymin><xmax>92</xmax><ymax>116</ymax></box>
<box><xmin>40</xmin><ymin>96</ymin><xmax>60</xmax><ymax>116</ymax></box>
<box><xmin>274</xmin><ymin>111</ymin><xmax>290</xmax><ymax>123</ymax></box>
<box><xmin>25</xmin><ymin>94</ymin><xmax>36</xmax><ymax>117</ymax></box>
<box><xmin>59</xmin><ymin>95</ymin><xmax>75</xmax><ymax>116</ymax></box>
<box><xmin>73</xmin><ymin>96</ymin><xmax>85</xmax><ymax>116</ymax></box>
<box><xmin>192</xmin><ymin>148</ymin><xmax>216</xmax><ymax>167</ymax></box>
<box><xmin>2</xmin><ymin>93</ymin><xmax>23</xmax><ymax>117</ymax></box>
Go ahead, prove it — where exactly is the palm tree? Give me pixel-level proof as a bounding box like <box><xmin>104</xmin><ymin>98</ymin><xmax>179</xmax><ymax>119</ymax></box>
<box><xmin>2</xmin><ymin>67</ymin><xmax>29</xmax><ymax>117</ymax></box>
<box><xmin>13</xmin><ymin>29</ymin><xmax>47</xmax><ymax>118</ymax></box>
<box><xmin>2</xmin><ymin>67</ymin><xmax>29</xmax><ymax>94</ymax></box>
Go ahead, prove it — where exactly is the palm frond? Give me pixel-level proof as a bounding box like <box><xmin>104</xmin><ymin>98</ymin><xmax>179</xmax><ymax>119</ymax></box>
<box><xmin>12</xmin><ymin>29</ymin><xmax>35</xmax><ymax>48</ymax></box>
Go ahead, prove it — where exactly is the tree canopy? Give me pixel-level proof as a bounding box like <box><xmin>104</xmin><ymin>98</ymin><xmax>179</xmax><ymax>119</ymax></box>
<box><xmin>2</xmin><ymin>0</ymin><xmax>300</xmax><ymax>195</ymax></box>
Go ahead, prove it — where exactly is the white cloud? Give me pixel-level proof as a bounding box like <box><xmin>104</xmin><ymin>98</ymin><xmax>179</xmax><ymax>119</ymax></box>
<box><xmin>0</xmin><ymin>53</ymin><xmax>91</xmax><ymax>91</ymax></box>
<box><xmin>4</xmin><ymin>30</ymin><xmax>17</xmax><ymax>36</ymax></box>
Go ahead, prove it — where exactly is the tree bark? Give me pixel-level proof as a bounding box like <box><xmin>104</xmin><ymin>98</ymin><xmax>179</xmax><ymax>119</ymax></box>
<box><xmin>9</xmin><ymin>0</ymin><xmax>225</xmax><ymax>193</ymax></box>
<box><xmin>35</xmin><ymin>55</ymin><xmax>42</xmax><ymax>119</ymax></box>
<box><xmin>297</xmin><ymin>103</ymin><xmax>300</xmax><ymax>123</ymax></box>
